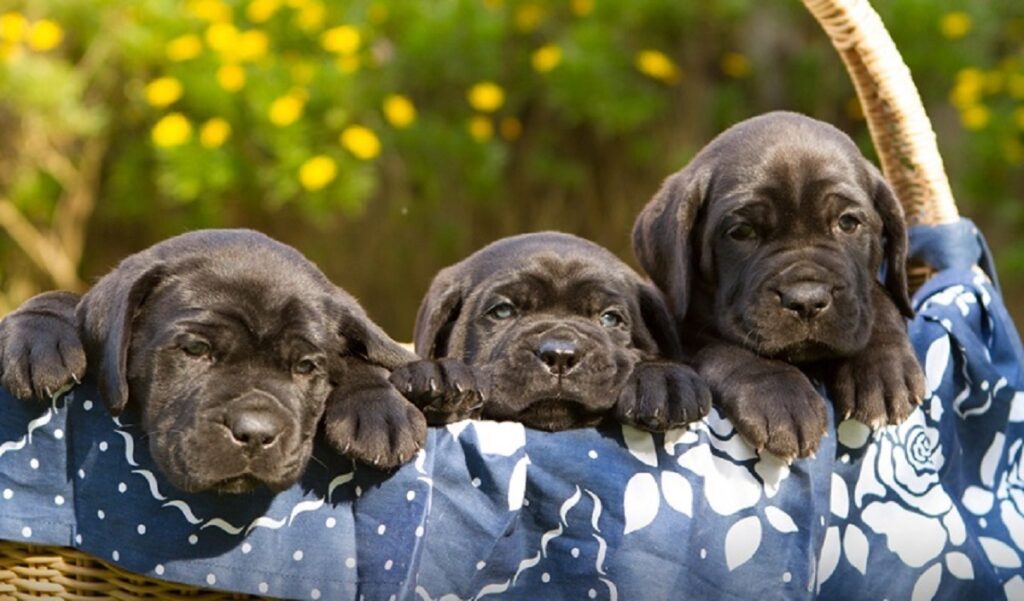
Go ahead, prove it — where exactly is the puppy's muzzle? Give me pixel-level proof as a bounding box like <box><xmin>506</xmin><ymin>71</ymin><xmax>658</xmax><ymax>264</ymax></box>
<box><xmin>774</xmin><ymin>281</ymin><xmax>835</xmax><ymax>321</ymax></box>
<box><xmin>219</xmin><ymin>392</ymin><xmax>291</xmax><ymax>456</ymax></box>
<box><xmin>535</xmin><ymin>337</ymin><xmax>580</xmax><ymax>376</ymax></box>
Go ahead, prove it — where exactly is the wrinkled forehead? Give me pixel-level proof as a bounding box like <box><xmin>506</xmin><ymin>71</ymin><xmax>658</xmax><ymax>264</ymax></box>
<box><xmin>471</xmin><ymin>252</ymin><xmax>634</xmax><ymax>305</ymax></box>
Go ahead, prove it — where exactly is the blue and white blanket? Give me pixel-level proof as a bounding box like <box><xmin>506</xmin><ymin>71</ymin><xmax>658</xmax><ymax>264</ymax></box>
<box><xmin>0</xmin><ymin>221</ymin><xmax>1022</xmax><ymax>600</ymax></box>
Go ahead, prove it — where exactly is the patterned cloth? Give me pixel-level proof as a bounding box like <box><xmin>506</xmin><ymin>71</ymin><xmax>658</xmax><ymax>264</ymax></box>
<box><xmin>1</xmin><ymin>222</ymin><xmax>1022</xmax><ymax>600</ymax></box>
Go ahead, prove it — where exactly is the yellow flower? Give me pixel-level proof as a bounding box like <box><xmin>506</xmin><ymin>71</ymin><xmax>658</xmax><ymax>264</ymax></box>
<box><xmin>340</xmin><ymin>125</ymin><xmax>381</xmax><ymax>160</ymax></box>
<box><xmin>0</xmin><ymin>42</ymin><xmax>22</xmax><ymax>63</ymax></box>
<box><xmin>571</xmin><ymin>0</ymin><xmax>593</xmax><ymax>17</ymax></box>
<box><xmin>199</xmin><ymin>118</ymin><xmax>231</xmax><ymax>148</ymax></box>
<box><xmin>151</xmin><ymin>113</ymin><xmax>192</xmax><ymax>147</ymax></box>
<box><xmin>960</xmin><ymin>105</ymin><xmax>989</xmax><ymax>130</ymax></box>
<box><xmin>721</xmin><ymin>52</ymin><xmax>751</xmax><ymax>79</ymax></box>
<box><xmin>296</xmin><ymin>1</ymin><xmax>325</xmax><ymax>32</ymax></box>
<box><xmin>940</xmin><ymin>11</ymin><xmax>971</xmax><ymax>40</ymax></box>
<box><xmin>205</xmin><ymin>22</ymin><xmax>238</xmax><ymax>54</ymax></box>
<box><xmin>1014</xmin><ymin>107</ymin><xmax>1024</xmax><ymax>131</ymax></box>
<box><xmin>322</xmin><ymin>25</ymin><xmax>360</xmax><ymax>55</ymax></box>
<box><xmin>467</xmin><ymin>116</ymin><xmax>493</xmax><ymax>142</ymax></box>
<box><xmin>383</xmin><ymin>94</ymin><xmax>416</xmax><ymax>128</ymax></box>
<box><xmin>26</xmin><ymin>19</ymin><xmax>63</xmax><ymax>51</ymax></box>
<box><xmin>145</xmin><ymin>77</ymin><xmax>183</xmax><ymax>107</ymax></box>
<box><xmin>531</xmin><ymin>44</ymin><xmax>562</xmax><ymax>74</ymax></box>
<box><xmin>246</xmin><ymin>0</ymin><xmax>280</xmax><ymax>23</ymax></box>
<box><xmin>237</xmin><ymin>30</ymin><xmax>269</xmax><ymax>61</ymax></box>
<box><xmin>514</xmin><ymin>3</ymin><xmax>545</xmax><ymax>33</ymax></box>
<box><xmin>500</xmin><ymin>116</ymin><xmax>522</xmax><ymax>141</ymax></box>
<box><xmin>950</xmin><ymin>69</ymin><xmax>983</xmax><ymax>109</ymax></box>
<box><xmin>983</xmin><ymin>70</ymin><xmax>1004</xmax><ymax>95</ymax></box>
<box><xmin>636</xmin><ymin>49</ymin><xmax>680</xmax><ymax>84</ymax></box>
<box><xmin>166</xmin><ymin>34</ymin><xmax>203</xmax><ymax>61</ymax></box>
<box><xmin>268</xmin><ymin>94</ymin><xmax>304</xmax><ymax>126</ymax></box>
<box><xmin>299</xmin><ymin>155</ymin><xmax>337</xmax><ymax>190</ymax></box>
<box><xmin>1009</xmin><ymin>73</ymin><xmax>1024</xmax><ymax>99</ymax></box>
<box><xmin>467</xmin><ymin>82</ymin><xmax>504</xmax><ymax>113</ymax></box>
<box><xmin>337</xmin><ymin>55</ymin><xmax>360</xmax><ymax>74</ymax></box>
<box><xmin>217</xmin><ymin>64</ymin><xmax>246</xmax><ymax>91</ymax></box>
<box><xmin>187</xmin><ymin>0</ymin><xmax>231</xmax><ymax>22</ymax></box>
<box><xmin>0</xmin><ymin>12</ymin><xmax>27</xmax><ymax>43</ymax></box>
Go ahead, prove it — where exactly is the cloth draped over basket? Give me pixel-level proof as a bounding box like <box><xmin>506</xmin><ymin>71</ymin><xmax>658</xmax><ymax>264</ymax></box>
<box><xmin>0</xmin><ymin>220</ymin><xmax>1022</xmax><ymax>600</ymax></box>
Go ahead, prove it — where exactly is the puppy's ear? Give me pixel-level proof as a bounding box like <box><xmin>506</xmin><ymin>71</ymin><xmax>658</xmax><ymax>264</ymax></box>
<box><xmin>412</xmin><ymin>266</ymin><xmax>464</xmax><ymax>359</ymax></box>
<box><xmin>632</xmin><ymin>282</ymin><xmax>684</xmax><ymax>361</ymax></box>
<box><xmin>632</xmin><ymin>165</ymin><xmax>709</xmax><ymax>322</ymax></box>
<box><xmin>330</xmin><ymin>290</ymin><xmax>416</xmax><ymax>370</ymax></box>
<box><xmin>866</xmin><ymin>163</ymin><xmax>913</xmax><ymax>317</ymax></box>
<box><xmin>77</xmin><ymin>263</ymin><xmax>166</xmax><ymax>415</ymax></box>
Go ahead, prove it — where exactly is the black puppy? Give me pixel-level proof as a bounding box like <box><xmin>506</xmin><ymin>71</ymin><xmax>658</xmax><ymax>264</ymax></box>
<box><xmin>633</xmin><ymin>112</ymin><xmax>925</xmax><ymax>460</ymax></box>
<box><xmin>0</xmin><ymin>230</ymin><xmax>425</xmax><ymax>492</ymax></box>
<box><xmin>390</xmin><ymin>232</ymin><xmax>711</xmax><ymax>432</ymax></box>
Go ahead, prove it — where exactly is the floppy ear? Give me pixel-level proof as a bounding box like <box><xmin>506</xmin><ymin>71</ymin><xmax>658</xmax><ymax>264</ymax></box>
<box><xmin>412</xmin><ymin>266</ymin><xmax>465</xmax><ymax>359</ymax></box>
<box><xmin>329</xmin><ymin>289</ymin><xmax>416</xmax><ymax>370</ymax></box>
<box><xmin>77</xmin><ymin>262</ymin><xmax>166</xmax><ymax>415</ymax></box>
<box><xmin>631</xmin><ymin>164</ymin><xmax>709</xmax><ymax>323</ymax></box>
<box><xmin>866</xmin><ymin>163</ymin><xmax>913</xmax><ymax>318</ymax></box>
<box><xmin>631</xmin><ymin>282</ymin><xmax>684</xmax><ymax>361</ymax></box>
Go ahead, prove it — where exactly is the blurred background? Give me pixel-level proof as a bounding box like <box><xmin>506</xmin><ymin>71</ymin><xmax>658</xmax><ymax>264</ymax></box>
<box><xmin>0</xmin><ymin>0</ymin><xmax>1020</xmax><ymax>338</ymax></box>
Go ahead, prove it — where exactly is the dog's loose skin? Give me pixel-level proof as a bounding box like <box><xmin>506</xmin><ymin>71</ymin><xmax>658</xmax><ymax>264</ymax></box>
<box><xmin>0</xmin><ymin>230</ymin><xmax>425</xmax><ymax>493</ymax></box>
<box><xmin>633</xmin><ymin>112</ymin><xmax>925</xmax><ymax>460</ymax></box>
<box><xmin>390</xmin><ymin>232</ymin><xmax>711</xmax><ymax>432</ymax></box>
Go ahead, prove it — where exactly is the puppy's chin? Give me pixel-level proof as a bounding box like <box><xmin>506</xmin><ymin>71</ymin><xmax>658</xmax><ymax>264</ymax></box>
<box><xmin>487</xmin><ymin>395</ymin><xmax>607</xmax><ymax>431</ymax></box>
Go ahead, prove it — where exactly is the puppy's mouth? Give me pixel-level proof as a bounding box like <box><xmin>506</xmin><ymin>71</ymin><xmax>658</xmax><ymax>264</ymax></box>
<box><xmin>515</xmin><ymin>397</ymin><xmax>604</xmax><ymax>431</ymax></box>
<box><xmin>211</xmin><ymin>474</ymin><xmax>264</xmax><ymax>494</ymax></box>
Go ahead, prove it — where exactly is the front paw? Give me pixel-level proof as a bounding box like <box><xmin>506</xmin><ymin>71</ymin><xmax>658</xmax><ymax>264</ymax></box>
<box><xmin>615</xmin><ymin>362</ymin><xmax>712</xmax><ymax>432</ymax></box>
<box><xmin>716</xmin><ymin>368</ymin><xmax>828</xmax><ymax>461</ymax></box>
<box><xmin>0</xmin><ymin>301</ymin><xmax>85</xmax><ymax>400</ymax></box>
<box><xmin>323</xmin><ymin>386</ymin><xmax>427</xmax><ymax>469</ymax></box>
<box><xmin>829</xmin><ymin>342</ymin><xmax>925</xmax><ymax>428</ymax></box>
<box><xmin>389</xmin><ymin>358</ymin><xmax>483</xmax><ymax>424</ymax></box>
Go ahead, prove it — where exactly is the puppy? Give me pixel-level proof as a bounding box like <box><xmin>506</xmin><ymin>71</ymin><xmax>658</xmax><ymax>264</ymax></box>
<box><xmin>389</xmin><ymin>232</ymin><xmax>711</xmax><ymax>432</ymax></box>
<box><xmin>0</xmin><ymin>230</ymin><xmax>425</xmax><ymax>493</ymax></box>
<box><xmin>633</xmin><ymin>112</ymin><xmax>925</xmax><ymax>460</ymax></box>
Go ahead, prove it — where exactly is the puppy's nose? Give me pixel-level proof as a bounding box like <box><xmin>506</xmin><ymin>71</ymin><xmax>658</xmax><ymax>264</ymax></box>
<box><xmin>537</xmin><ymin>339</ymin><xmax>579</xmax><ymax>375</ymax></box>
<box><xmin>778</xmin><ymin>282</ymin><xmax>833</xmax><ymax>320</ymax></box>
<box><xmin>226</xmin><ymin>409</ymin><xmax>284</xmax><ymax>449</ymax></box>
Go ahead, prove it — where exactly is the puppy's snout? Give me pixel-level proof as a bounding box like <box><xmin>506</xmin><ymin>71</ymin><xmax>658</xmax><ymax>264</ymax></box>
<box><xmin>226</xmin><ymin>409</ymin><xmax>285</xmax><ymax>449</ymax></box>
<box><xmin>776</xmin><ymin>282</ymin><xmax>833</xmax><ymax>320</ymax></box>
<box><xmin>536</xmin><ymin>338</ymin><xmax>579</xmax><ymax>375</ymax></box>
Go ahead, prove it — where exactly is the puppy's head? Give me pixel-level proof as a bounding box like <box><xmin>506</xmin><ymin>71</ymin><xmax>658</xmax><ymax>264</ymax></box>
<box><xmin>78</xmin><ymin>229</ymin><xmax>410</xmax><ymax>493</ymax></box>
<box><xmin>634</xmin><ymin>112</ymin><xmax>911</xmax><ymax>362</ymax></box>
<box><xmin>414</xmin><ymin>232</ymin><xmax>680</xmax><ymax>430</ymax></box>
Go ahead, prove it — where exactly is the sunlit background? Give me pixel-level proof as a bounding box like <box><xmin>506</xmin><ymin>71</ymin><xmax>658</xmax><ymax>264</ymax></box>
<box><xmin>0</xmin><ymin>0</ymin><xmax>1021</xmax><ymax>338</ymax></box>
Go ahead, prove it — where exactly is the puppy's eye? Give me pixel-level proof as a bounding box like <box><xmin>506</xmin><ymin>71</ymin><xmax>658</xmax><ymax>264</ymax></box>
<box><xmin>182</xmin><ymin>340</ymin><xmax>211</xmax><ymax>357</ymax></box>
<box><xmin>599</xmin><ymin>310</ymin><xmax>625</xmax><ymax>328</ymax></box>
<box><xmin>487</xmin><ymin>302</ymin><xmax>517</xmax><ymax>320</ymax></box>
<box><xmin>727</xmin><ymin>223</ymin><xmax>757</xmax><ymax>241</ymax></box>
<box><xmin>293</xmin><ymin>358</ymin><xmax>319</xmax><ymax>375</ymax></box>
<box><xmin>837</xmin><ymin>213</ymin><xmax>861</xmax><ymax>233</ymax></box>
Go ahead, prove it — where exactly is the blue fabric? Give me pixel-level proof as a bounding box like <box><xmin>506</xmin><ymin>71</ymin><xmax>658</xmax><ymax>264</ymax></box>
<box><xmin>1</xmin><ymin>219</ymin><xmax>1023</xmax><ymax>600</ymax></box>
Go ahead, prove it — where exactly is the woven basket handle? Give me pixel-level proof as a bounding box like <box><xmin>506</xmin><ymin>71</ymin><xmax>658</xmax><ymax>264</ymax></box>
<box><xmin>803</xmin><ymin>0</ymin><xmax>960</xmax><ymax>226</ymax></box>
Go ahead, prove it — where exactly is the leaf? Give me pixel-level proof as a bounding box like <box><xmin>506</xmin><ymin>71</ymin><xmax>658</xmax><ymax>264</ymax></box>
<box><xmin>843</xmin><ymin>524</ymin><xmax>869</xmax><ymax>575</ymax></box>
<box><xmin>725</xmin><ymin>516</ymin><xmax>762</xmax><ymax>571</ymax></box>
<box><xmin>830</xmin><ymin>474</ymin><xmax>849</xmax><ymax>518</ymax></box>
<box><xmin>623</xmin><ymin>473</ymin><xmax>659</xmax><ymax>534</ymax></box>
<box><xmin>911</xmin><ymin>563</ymin><xmax>942</xmax><ymax>601</ymax></box>
<box><xmin>816</xmin><ymin>526</ymin><xmax>841</xmax><ymax>591</ymax></box>
<box><xmin>622</xmin><ymin>426</ymin><xmax>658</xmax><ymax>467</ymax></box>
<box><xmin>507</xmin><ymin>456</ymin><xmax>530</xmax><ymax>511</ymax></box>
<box><xmin>764</xmin><ymin>506</ymin><xmax>798</xmax><ymax>533</ymax></box>
<box><xmin>944</xmin><ymin>552</ymin><xmax>974</xmax><ymax>580</ymax></box>
<box><xmin>979</xmin><ymin>536</ymin><xmax>1022</xmax><ymax>568</ymax></box>
<box><xmin>660</xmin><ymin>471</ymin><xmax>693</xmax><ymax>517</ymax></box>
<box><xmin>924</xmin><ymin>336</ymin><xmax>950</xmax><ymax>397</ymax></box>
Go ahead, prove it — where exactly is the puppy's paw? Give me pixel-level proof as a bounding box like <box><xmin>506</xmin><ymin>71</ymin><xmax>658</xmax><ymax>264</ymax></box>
<box><xmin>717</xmin><ymin>368</ymin><xmax>828</xmax><ymax>461</ymax></box>
<box><xmin>389</xmin><ymin>358</ymin><xmax>483</xmax><ymax>424</ymax></box>
<box><xmin>0</xmin><ymin>296</ymin><xmax>84</xmax><ymax>401</ymax></box>
<box><xmin>324</xmin><ymin>385</ymin><xmax>427</xmax><ymax>470</ymax></box>
<box><xmin>829</xmin><ymin>342</ymin><xmax>925</xmax><ymax>429</ymax></box>
<box><xmin>615</xmin><ymin>362</ymin><xmax>712</xmax><ymax>432</ymax></box>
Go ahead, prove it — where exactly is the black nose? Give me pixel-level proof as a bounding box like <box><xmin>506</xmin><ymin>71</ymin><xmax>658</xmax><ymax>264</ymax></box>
<box><xmin>537</xmin><ymin>338</ymin><xmax>579</xmax><ymax>375</ymax></box>
<box><xmin>777</xmin><ymin>282</ymin><xmax>833</xmax><ymax>320</ymax></box>
<box><xmin>226</xmin><ymin>409</ymin><xmax>284</xmax><ymax>448</ymax></box>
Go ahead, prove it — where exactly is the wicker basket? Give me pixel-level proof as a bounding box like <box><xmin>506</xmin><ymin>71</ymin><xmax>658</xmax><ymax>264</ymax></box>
<box><xmin>0</xmin><ymin>0</ymin><xmax>962</xmax><ymax>598</ymax></box>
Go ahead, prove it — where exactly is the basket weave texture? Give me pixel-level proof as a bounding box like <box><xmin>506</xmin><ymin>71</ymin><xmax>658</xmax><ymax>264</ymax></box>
<box><xmin>0</xmin><ymin>0</ymin><xmax>962</xmax><ymax>597</ymax></box>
